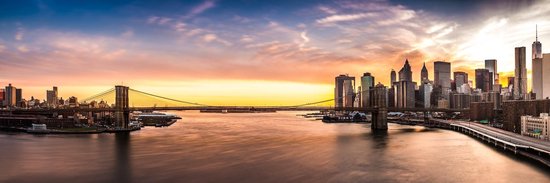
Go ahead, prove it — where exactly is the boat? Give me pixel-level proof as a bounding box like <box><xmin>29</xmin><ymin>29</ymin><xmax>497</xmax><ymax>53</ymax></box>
<box><xmin>321</xmin><ymin>112</ymin><xmax>368</xmax><ymax>123</ymax></box>
<box><xmin>134</xmin><ymin>112</ymin><xmax>181</xmax><ymax>127</ymax></box>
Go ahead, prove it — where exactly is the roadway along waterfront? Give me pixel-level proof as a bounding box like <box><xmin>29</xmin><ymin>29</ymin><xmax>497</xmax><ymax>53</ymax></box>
<box><xmin>1</xmin><ymin>111</ymin><xmax>549</xmax><ymax>183</ymax></box>
<box><xmin>443</xmin><ymin>119</ymin><xmax>550</xmax><ymax>153</ymax></box>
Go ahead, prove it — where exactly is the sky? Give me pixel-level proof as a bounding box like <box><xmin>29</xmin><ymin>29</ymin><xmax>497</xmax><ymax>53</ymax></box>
<box><xmin>0</xmin><ymin>0</ymin><xmax>549</xmax><ymax>106</ymax></box>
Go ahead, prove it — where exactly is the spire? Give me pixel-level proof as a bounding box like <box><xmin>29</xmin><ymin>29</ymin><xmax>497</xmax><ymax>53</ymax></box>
<box><xmin>536</xmin><ymin>24</ymin><xmax>538</xmax><ymax>42</ymax></box>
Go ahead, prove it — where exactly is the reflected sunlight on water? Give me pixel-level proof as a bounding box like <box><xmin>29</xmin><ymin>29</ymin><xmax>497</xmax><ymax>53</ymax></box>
<box><xmin>0</xmin><ymin>111</ymin><xmax>549</xmax><ymax>183</ymax></box>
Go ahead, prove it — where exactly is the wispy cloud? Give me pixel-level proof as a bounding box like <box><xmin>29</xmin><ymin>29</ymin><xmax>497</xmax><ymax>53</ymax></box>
<box><xmin>185</xmin><ymin>0</ymin><xmax>216</xmax><ymax>18</ymax></box>
<box><xmin>316</xmin><ymin>13</ymin><xmax>376</xmax><ymax>24</ymax></box>
<box><xmin>147</xmin><ymin>16</ymin><xmax>172</xmax><ymax>25</ymax></box>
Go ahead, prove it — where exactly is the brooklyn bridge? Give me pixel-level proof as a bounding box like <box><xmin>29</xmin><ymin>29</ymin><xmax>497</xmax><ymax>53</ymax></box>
<box><xmin>2</xmin><ymin>85</ymin><xmax>469</xmax><ymax>130</ymax></box>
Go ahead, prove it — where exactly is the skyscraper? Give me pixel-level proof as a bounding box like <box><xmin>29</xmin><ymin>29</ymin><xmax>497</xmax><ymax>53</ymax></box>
<box><xmin>390</xmin><ymin>69</ymin><xmax>396</xmax><ymax>84</ymax></box>
<box><xmin>399</xmin><ymin>59</ymin><xmax>413</xmax><ymax>82</ymax></box>
<box><xmin>543</xmin><ymin>54</ymin><xmax>550</xmax><ymax>99</ymax></box>
<box><xmin>388</xmin><ymin>69</ymin><xmax>397</xmax><ymax>108</ymax></box>
<box><xmin>419</xmin><ymin>82</ymin><xmax>432</xmax><ymax>108</ymax></box>
<box><xmin>533</xmin><ymin>26</ymin><xmax>543</xmax><ymax>99</ymax></box>
<box><xmin>434</xmin><ymin>61</ymin><xmax>451</xmax><ymax>99</ymax></box>
<box><xmin>485</xmin><ymin>59</ymin><xmax>497</xmax><ymax>85</ymax></box>
<box><xmin>514</xmin><ymin>47</ymin><xmax>527</xmax><ymax>99</ymax></box>
<box><xmin>343</xmin><ymin>80</ymin><xmax>355</xmax><ymax>107</ymax></box>
<box><xmin>4</xmin><ymin>84</ymin><xmax>17</xmax><ymax>107</ymax></box>
<box><xmin>360</xmin><ymin>72</ymin><xmax>375</xmax><ymax>108</ymax></box>
<box><xmin>396</xmin><ymin>59</ymin><xmax>416</xmax><ymax>108</ymax></box>
<box><xmin>475</xmin><ymin>69</ymin><xmax>491</xmax><ymax>92</ymax></box>
<box><xmin>15</xmin><ymin>88</ymin><xmax>22</xmax><ymax>104</ymax></box>
<box><xmin>47</xmin><ymin>86</ymin><xmax>59</xmax><ymax>107</ymax></box>
<box><xmin>453</xmin><ymin>71</ymin><xmax>468</xmax><ymax>92</ymax></box>
<box><xmin>421</xmin><ymin>62</ymin><xmax>428</xmax><ymax>82</ymax></box>
<box><xmin>334</xmin><ymin>75</ymin><xmax>355</xmax><ymax>107</ymax></box>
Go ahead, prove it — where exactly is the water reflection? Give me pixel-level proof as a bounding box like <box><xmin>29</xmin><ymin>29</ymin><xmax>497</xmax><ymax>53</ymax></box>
<box><xmin>114</xmin><ymin>132</ymin><xmax>131</xmax><ymax>183</ymax></box>
<box><xmin>0</xmin><ymin>111</ymin><xmax>549</xmax><ymax>183</ymax></box>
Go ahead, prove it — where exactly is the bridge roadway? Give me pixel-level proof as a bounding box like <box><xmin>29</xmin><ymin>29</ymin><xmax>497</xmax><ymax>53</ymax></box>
<box><xmin>2</xmin><ymin>106</ymin><xmax>470</xmax><ymax>113</ymax></box>
<box><xmin>432</xmin><ymin>119</ymin><xmax>550</xmax><ymax>154</ymax></box>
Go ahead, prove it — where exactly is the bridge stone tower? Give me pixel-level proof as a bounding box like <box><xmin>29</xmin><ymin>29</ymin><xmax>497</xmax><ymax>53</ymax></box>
<box><xmin>371</xmin><ymin>83</ymin><xmax>388</xmax><ymax>130</ymax></box>
<box><xmin>115</xmin><ymin>85</ymin><xmax>130</xmax><ymax>129</ymax></box>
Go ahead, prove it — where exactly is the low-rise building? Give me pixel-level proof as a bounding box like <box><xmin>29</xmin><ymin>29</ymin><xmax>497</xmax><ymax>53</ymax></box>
<box><xmin>521</xmin><ymin>113</ymin><xmax>550</xmax><ymax>140</ymax></box>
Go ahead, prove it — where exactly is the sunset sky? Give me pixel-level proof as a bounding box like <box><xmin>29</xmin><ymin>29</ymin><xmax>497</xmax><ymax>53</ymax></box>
<box><xmin>1</xmin><ymin>0</ymin><xmax>549</xmax><ymax>106</ymax></box>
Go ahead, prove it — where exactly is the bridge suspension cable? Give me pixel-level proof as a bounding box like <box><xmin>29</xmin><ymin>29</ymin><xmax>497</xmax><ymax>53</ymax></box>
<box><xmin>128</xmin><ymin>88</ymin><xmax>210</xmax><ymax>107</ymax></box>
<box><xmin>287</xmin><ymin>98</ymin><xmax>334</xmax><ymax>107</ymax></box>
<box><xmin>82</xmin><ymin>88</ymin><xmax>115</xmax><ymax>102</ymax></box>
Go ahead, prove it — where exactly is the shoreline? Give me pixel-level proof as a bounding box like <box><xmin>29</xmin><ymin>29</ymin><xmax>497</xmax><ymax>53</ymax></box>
<box><xmin>0</xmin><ymin>126</ymin><xmax>140</xmax><ymax>134</ymax></box>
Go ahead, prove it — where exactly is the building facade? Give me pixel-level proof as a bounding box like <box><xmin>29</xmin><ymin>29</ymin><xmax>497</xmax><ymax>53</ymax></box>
<box><xmin>544</xmin><ymin>54</ymin><xmax>550</xmax><ymax>99</ymax></box>
<box><xmin>533</xmin><ymin>26</ymin><xmax>543</xmax><ymax>99</ymax></box>
<box><xmin>421</xmin><ymin>62</ymin><xmax>428</xmax><ymax>82</ymax></box>
<box><xmin>334</xmin><ymin>75</ymin><xmax>355</xmax><ymax>107</ymax></box>
<box><xmin>360</xmin><ymin>73</ymin><xmax>375</xmax><ymax>108</ymax></box>
<box><xmin>484</xmin><ymin>59</ymin><xmax>497</xmax><ymax>86</ymax></box>
<box><xmin>4</xmin><ymin>84</ymin><xmax>17</xmax><ymax>107</ymax></box>
<box><xmin>515</xmin><ymin>47</ymin><xmax>528</xmax><ymax>99</ymax></box>
<box><xmin>419</xmin><ymin>82</ymin><xmax>432</xmax><ymax>108</ymax></box>
<box><xmin>47</xmin><ymin>86</ymin><xmax>59</xmax><ymax>107</ymax></box>
<box><xmin>396</xmin><ymin>59</ymin><xmax>416</xmax><ymax>108</ymax></box>
<box><xmin>475</xmin><ymin>69</ymin><xmax>491</xmax><ymax>92</ymax></box>
<box><xmin>453</xmin><ymin>71</ymin><xmax>468</xmax><ymax>92</ymax></box>
<box><xmin>521</xmin><ymin>113</ymin><xmax>550</xmax><ymax>140</ymax></box>
<box><xmin>434</xmin><ymin>61</ymin><xmax>451</xmax><ymax>100</ymax></box>
<box><xmin>343</xmin><ymin>80</ymin><xmax>355</xmax><ymax>107</ymax></box>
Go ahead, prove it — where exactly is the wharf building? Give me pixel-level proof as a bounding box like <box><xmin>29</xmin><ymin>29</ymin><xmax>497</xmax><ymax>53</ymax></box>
<box><xmin>521</xmin><ymin>113</ymin><xmax>550</xmax><ymax>140</ymax></box>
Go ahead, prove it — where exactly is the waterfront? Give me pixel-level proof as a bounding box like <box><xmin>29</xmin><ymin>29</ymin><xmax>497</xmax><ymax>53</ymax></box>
<box><xmin>1</xmin><ymin>111</ymin><xmax>549</xmax><ymax>183</ymax></box>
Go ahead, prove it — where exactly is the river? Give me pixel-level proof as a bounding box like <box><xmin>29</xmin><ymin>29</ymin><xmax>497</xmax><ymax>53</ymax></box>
<box><xmin>0</xmin><ymin>111</ymin><xmax>549</xmax><ymax>183</ymax></box>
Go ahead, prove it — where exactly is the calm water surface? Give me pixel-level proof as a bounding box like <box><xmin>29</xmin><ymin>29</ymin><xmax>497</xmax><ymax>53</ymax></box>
<box><xmin>1</xmin><ymin>111</ymin><xmax>549</xmax><ymax>183</ymax></box>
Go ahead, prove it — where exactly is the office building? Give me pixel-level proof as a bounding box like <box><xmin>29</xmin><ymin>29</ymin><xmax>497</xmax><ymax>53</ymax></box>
<box><xmin>451</xmin><ymin>93</ymin><xmax>470</xmax><ymax>109</ymax></box>
<box><xmin>47</xmin><ymin>86</ymin><xmax>59</xmax><ymax>107</ymax></box>
<box><xmin>521</xmin><ymin>113</ymin><xmax>550</xmax><ymax>140</ymax></box>
<box><xmin>396</xmin><ymin>59</ymin><xmax>416</xmax><ymax>108</ymax></box>
<box><xmin>434</xmin><ymin>61</ymin><xmax>451</xmax><ymax>100</ymax></box>
<box><xmin>361</xmin><ymin>73</ymin><xmax>375</xmax><ymax>108</ymax></box>
<box><xmin>543</xmin><ymin>54</ymin><xmax>550</xmax><ymax>99</ymax></box>
<box><xmin>533</xmin><ymin>26</ymin><xmax>543</xmax><ymax>99</ymax></box>
<box><xmin>453</xmin><ymin>72</ymin><xmax>468</xmax><ymax>92</ymax></box>
<box><xmin>390</xmin><ymin>69</ymin><xmax>396</xmax><ymax>84</ymax></box>
<box><xmin>0</xmin><ymin>89</ymin><xmax>4</xmax><ymax>106</ymax></box>
<box><xmin>16</xmin><ymin>88</ymin><xmax>22</xmax><ymax>104</ymax></box>
<box><xmin>421</xmin><ymin>62</ymin><xmax>428</xmax><ymax>82</ymax></box>
<box><xmin>475</xmin><ymin>69</ymin><xmax>492</xmax><ymax>92</ymax></box>
<box><xmin>343</xmin><ymin>80</ymin><xmax>355</xmax><ymax>107</ymax></box>
<box><xmin>514</xmin><ymin>47</ymin><xmax>528</xmax><ymax>99</ymax></box>
<box><xmin>4</xmin><ymin>84</ymin><xmax>17</xmax><ymax>107</ymax></box>
<box><xmin>419</xmin><ymin>82</ymin><xmax>432</xmax><ymax>108</ymax></box>
<box><xmin>485</xmin><ymin>59</ymin><xmax>497</xmax><ymax>85</ymax></box>
<box><xmin>334</xmin><ymin>74</ymin><xmax>355</xmax><ymax>107</ymax></box>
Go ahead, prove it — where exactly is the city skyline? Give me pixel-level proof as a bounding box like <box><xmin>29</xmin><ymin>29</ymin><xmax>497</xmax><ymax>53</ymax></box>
<box><xmin>1</xmin><ymin>0</ymin><xmax>550</xmax><ymax>105</ymax></box>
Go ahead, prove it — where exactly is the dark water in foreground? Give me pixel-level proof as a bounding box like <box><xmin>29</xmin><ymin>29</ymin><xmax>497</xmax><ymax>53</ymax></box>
<box><xmin>0</xmin><ymin>111</ymin><xmax>549</xmax><ymax>183</ymax></box>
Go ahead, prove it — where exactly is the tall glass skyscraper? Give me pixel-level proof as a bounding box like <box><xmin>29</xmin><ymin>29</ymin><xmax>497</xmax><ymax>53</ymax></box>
<box><xmin>532</xmin><ymin>25</ymin><xmax>543</xmax><ymax>99</ymax></box>
<box><xmin>514</xmin><ymin>47</ymin><xmax>527</xmax><ymax>99</ymax></box>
